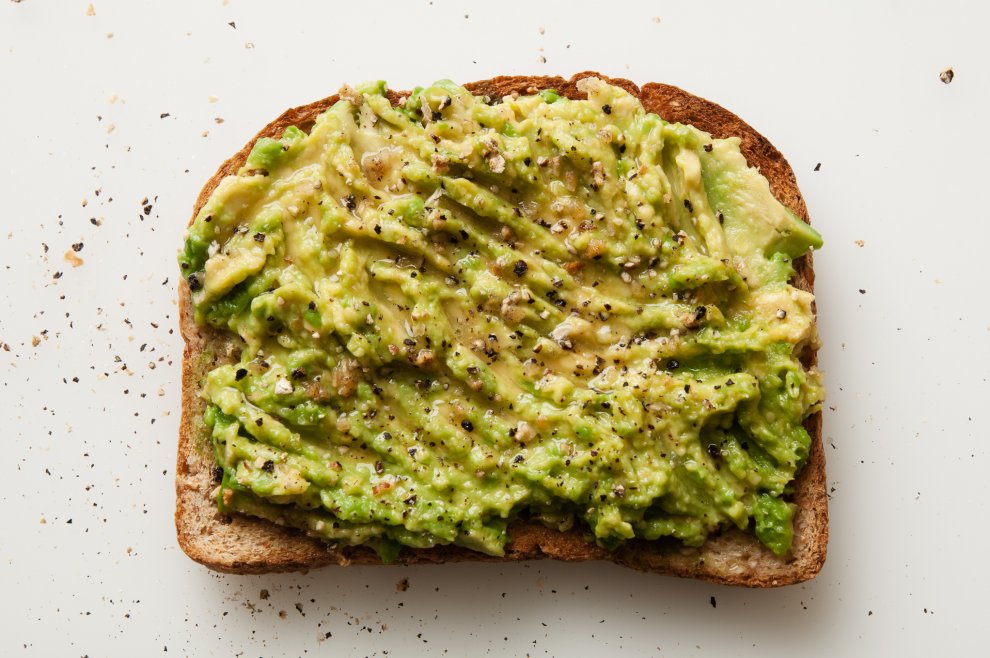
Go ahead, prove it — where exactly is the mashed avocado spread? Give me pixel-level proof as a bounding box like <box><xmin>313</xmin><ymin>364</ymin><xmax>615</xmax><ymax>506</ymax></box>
<box><xmin>179</xmin><ymin>78</ymin><xmax>823</xmax><ymax>561</ymax></box>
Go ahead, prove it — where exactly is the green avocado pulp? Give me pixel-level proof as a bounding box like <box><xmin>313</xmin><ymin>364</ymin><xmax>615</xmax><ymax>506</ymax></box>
<box><xmin>180</xmin><ymin>77</ymin><xmax>823</xmax><ymax>561</ymax></box>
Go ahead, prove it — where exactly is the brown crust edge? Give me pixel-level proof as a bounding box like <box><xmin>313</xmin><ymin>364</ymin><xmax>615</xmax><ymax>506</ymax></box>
<box><xmin>175</xmin><ymin>72</ymin><xmax>827</xmax><ymax>586</ymax></box>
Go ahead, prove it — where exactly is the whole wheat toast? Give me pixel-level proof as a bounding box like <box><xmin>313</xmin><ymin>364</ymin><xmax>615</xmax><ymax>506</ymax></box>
<box><xmin>175</xmin><ymin>72</ymin><xmax>827</xmax><ymax>587</ymax></box>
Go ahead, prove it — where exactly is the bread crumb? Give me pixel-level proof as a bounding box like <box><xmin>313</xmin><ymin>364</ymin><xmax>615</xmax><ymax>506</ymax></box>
<box><xmin>106</xmin><ymin>32</ymin><xmax>113</xmax><ymax>39</ymax></box>
<box><xmin>107</xmin><ymin>94</ymin><xmax>118</xmax><ymax>104</ymax></box>
<box><xmin>939</xmin><ymin>67</ymin><xmax>954</xmax><ymax>84</ymax></box>
<box><xmin>107</xmin><ymin>124</ymin><xmax>115</xmax><ymax>134</ymax></box>
<box><xmin>39</xmin><ymin>516</ymin><xmax>46</xmax><ymax>524</ymax></box>
<box><xmin>260</xmin><ymin>589</ymin><xmax>270</xmax><ymax>599</ymax></box>
<box><xmin>245</xmin><ymin>41</ymin><xmax>255</xmax><ymax>49</ymax></box>
<box><xmin>652</xmin><ymin>16</ymin><xmax>662</xmax><ymax>23</ymax></box>
<box><xmin>214</xmin><ymin>117</ymin><xmax>225</xmax><ymax>124</ymax></box>
<box><xmin>208</xmin><ymin>95</ymin><xmax>219</xmax><ymax>103</ymax></box>
<box><xmin>31</xmin><ymin>336</ymin><xmax>40</xmax><ymax>347</ymax></box>
<box><xmin>854</xmin><ymin>239</ymin><xmax>864</xmax><ymax>247</ymax></box>
<box><xmin>64</xmin><ymin>250</ymin><xmax>84</xmax><ymax>267</ymax></box>
<box><xmin>537</xmin><ymin>55</ymin><xmax>546</xmax><ymax>64</ymax></box>
<box><xmin>538</xmin><ymin>27</ymin><xmax>545</xmax><ymax>35</ymax></box>
<box><xmin>201</xmin><ymin>130</ymin><xmax>209</xmax><ymax>138</ymax></box>
<box><xmin>81</xmin><ymin>198</ymin><xmax>88</xmax><ymax>207</ymax></box>
<box><xmin>86</xmin><ymin>3</ymin><xmax>95</xmax><ymax>16</ymax></box>
<box><xmin>278</xmin><ymin>610</ymin><xmax>287</xmax><ymax>619</ymax></box>
<box><xmin>396</xmin><ymin>577</ymin><xmax>410</xmax><ymax>592</ymax></box>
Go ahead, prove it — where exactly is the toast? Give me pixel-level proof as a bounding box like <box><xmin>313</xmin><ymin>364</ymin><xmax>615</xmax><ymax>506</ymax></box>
<box><xmin>176</xmin><ymin>72</ymin><xmax>826</xmax><ymax>587</ymax></box>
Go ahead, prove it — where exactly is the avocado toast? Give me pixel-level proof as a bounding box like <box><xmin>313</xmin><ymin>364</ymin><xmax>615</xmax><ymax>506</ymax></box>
<box><xmin>176</xmin><ymin>72</ymin><xmax>827</xmax><ymax>586</ymax></box>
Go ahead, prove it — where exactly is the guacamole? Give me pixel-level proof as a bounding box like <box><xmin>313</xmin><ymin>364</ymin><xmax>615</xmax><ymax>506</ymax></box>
<box><xmin>179</xmin><ymin>77</ymin><xmax>823</xmax><ymax>561</ymax></box>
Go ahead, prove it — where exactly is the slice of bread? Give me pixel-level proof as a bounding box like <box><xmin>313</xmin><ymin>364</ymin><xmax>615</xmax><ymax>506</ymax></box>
<box><xmin>176</xmin><ymin>72</ymin><xmax>827</xmax><ymax>586</ymax></box>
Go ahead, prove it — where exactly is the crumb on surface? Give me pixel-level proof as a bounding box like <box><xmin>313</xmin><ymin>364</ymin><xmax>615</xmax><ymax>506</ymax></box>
<box><xmin>64</xmin><ymin>250</ymin><xmax>84</xmax><ymax>268</ymax></box>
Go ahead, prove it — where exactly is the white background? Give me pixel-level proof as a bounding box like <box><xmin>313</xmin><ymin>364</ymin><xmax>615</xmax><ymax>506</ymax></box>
<box><xmin>2</xmin><ymin>1</ymin><xmax>987</xmax><ymax>656</ymax></box>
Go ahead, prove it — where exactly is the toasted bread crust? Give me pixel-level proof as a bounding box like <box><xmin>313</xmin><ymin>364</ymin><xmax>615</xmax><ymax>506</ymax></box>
<box><xmin>176</xmin><ymin>73</ymin><xmax>827</xmax><ymax>585</ymax></box>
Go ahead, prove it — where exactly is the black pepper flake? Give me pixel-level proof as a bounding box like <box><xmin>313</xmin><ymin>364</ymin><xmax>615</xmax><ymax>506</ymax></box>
<box><xmin>374</xmin><ymin>224</ymin><xmax>382</xmax><ymax>234</ymax></box>
<box><xmin>186</xmin><ymin>273</ymin><xmax>202</xmax><ymax>291</ymax></box>
<box><xmin>261</xmin><ymin>460</ymin><xmax>275</xmax><ymax>473</ymax></box>
<box><xmin>291</xmin><ymin>368</ymin><xmax>306</xmax><ymax>380</ymax></box>
<box><xmin>523</xmin><ymin>157</ymin><xmax>532</xmax><ymax>166</ymax></box>
<box><xmin>404</xmin><ymin>495</ymin><xmax>417</xmax><ymax>505</ymax></box>
<box><xmin>71</xmin><ymin>242</ymin><xmax>84</xmax><ymax>252</ymax></box>
<box><xmin>513</xmin><ymin>260</ymin><xmax>528</xmax><ymax>277</ymax></box>
<box><xmin>212</xmin><ymin>466</ymin><xmax>224</xmax><ymax>482</ymax></box>
<box><xmin>403</xmin><ymin>338</ymin><xmax>417</xmax><ymax>347</ymax></box>
<box><xmin>814</xmin><ymin>163</ymin><xmax>821</xmax><ymax>172</ymax></box>
<box><xmin>255</xmin><ymin>418</ymin><xmax>263</xmax><ymax>426</ymax></box>
<box><xmin>704</xmin><ymin>144</ymin><xmax>713</xmax><ymax>152</ymax></box>
<box><xmin>666</xmin><ymin>359</ymin><xmax>680</xmax><ymax>370</ymax></box>
<box><xmin>235</xmin><ymin>368</ymin><xmax>248</xmax><ymax>381</ymax></box>
<box><xmin>707</xmin><ymin>443</ymin><xmax>721</xmax><ymax>459</ymax></box>
<box><xmin>710</xmin><ymin>596</ymin><xmax>717</xmax><ymax>608</ymax></box>
<box><xmin>859</xmin><ymin>288</ymin><xmax>866</xmax><ymax>294</ymax></box>
<box><xmin>343</xmin><ymin>194</ymin><xmax>356</xmax><ymax>211</ymax></box>
<box><xmin>375</xmin><ymin>460</ymin><xmax>384</xmax><ymax>475</ymax></box>
<box><xmin>308</xmin><ymin>301</ymin><xmax>316</xmax><ymax>310</ymax></box>
<box><xmin>683</xmin><ymin>199</ymin><xmax>693</xmax><ymax>212</ymax></box>
<box><xmin>602</xmin><ymin>104</ymin><xmax>612</xmax><ymax>114</ymax></box>
<box><xmin>513</xmin><ymin>454</ymin><xmax>524</xmax><ymax>463</ymax></box>
<box><xmin>253</xmin><ymin>232</ymin><xmax>265</xmax><ymax>242</ymax></box>
<box><xmin>461</xmin><ymin>419</ymin><xmax>474</xmax><ymax>432</ymax></box>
